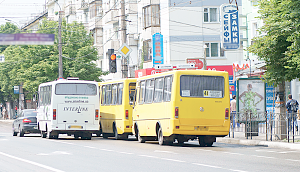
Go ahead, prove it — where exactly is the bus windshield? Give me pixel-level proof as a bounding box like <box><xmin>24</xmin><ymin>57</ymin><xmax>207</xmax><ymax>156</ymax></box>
<box><xmin>55</xmin><ymin>83</ymin><xmax>97</xmax><ymax>95</ymax></box>
<box><xmin>180</xmin><ymin>75</ymin><xmax>224</xmax><ymax>98</ymax></box>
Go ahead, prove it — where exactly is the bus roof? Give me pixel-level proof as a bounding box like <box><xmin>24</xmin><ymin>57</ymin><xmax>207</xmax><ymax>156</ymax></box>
<box><xmin>135</xmin><ymin>70</ymin><xmax>228</xmax><ymax>80</ymax></box>
<box><xmin>39</xmin><ymin>79</ymin><xmax>98</xmax><ymax>87</ymax></box>
<box><xmin>98</xmin><ymin>78</ymin><xmax>137</xmax><ymax>86</ymax></box>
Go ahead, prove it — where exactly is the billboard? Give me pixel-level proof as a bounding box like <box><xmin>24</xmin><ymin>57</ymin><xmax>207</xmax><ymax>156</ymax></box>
<box><xmin>152</xmin><ymin>33</ymin><xmax>163</xmax><ymax>66</ymax></box>
<box><xmin>186</xmin><ymin>58</ymin><xmax>204</xmax><ymax>69</ymax></box>
<box><xmin>237</xmin><ymin>78</ymin><xmax>265</xmax><ymax>122</ymax></box>
<box><xmin>0</xmin><ymin>33</ymin><xmax>55</xmax><ymax>45</ymax></box>
<box><xmin>220</xmin><ymin>4</ymin><xmax>239</xmax><ymax>50</ymax></box>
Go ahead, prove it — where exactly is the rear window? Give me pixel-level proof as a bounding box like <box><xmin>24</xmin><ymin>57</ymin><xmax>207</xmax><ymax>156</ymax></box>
<box><xmin>24</xmin><ymin>111</ymin><xmax>37</xmax><ymax>117</ymax></box>
<box><xmin>55</xmin><ymin>83</ymin><xmax>97</xmax><ymax>95</ymax></box>
<box><xmin>180</xmin><ymin>75</ymin><xmax>224</xmax><ymax>98</ymax></box>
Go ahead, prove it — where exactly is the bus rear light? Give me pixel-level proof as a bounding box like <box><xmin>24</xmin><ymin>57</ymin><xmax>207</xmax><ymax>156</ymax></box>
<box><xmin>22</xmin><ymin>118</ymin><xmax>31</xmax><ymax>123</ymax></box>
<box><xmin>225</xmin><ymin>108</ymin><xmax>229</xmax><ymax>119</ymax></box>
<box><xmin>176</xmin><ymin>126</ymin><xmax>180</xmax><ymax>129</ymax></box>
<box><xmin>125</xmin><ymin>110</ymin><xmax>129</xmax><ymax>120</ymax></box>
<box><xmin>95</xmin><ymin>109</ymin><xmax>99</xmax><ymax>120</ymax></box>
<box><xmin>126</xmin><ymin>125</ymin><xmax>130</xmax><ymax>128</ymax></box>
<box><xmin>53</xmin><ymin>109</ymin><xmax>57</xmax><ymax>120</ymax></box>
<box><xmin>175</xmin><ymin>107</ymin><xmax>179</xmax><ymax>119</ymax></box>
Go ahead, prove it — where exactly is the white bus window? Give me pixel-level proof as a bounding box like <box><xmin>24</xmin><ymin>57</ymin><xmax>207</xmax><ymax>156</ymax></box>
<box><xmin>154</xmin><ymin>77</ymin><xmax>164</xmax><ymax>103</ymax></box>
<box><xmin>101</xmin><ymin>85</ymin><xmax>106</xmax><ymax>105</ymax></box>
<box><xmin>180</xmin><ymin>75</ymin><xmax>224</xmax><ymax>98</ymax></box>
<box><xmin>55</xmin><ymin>83</ymin><xmax>97</xmax><ymax>95</ymax></box>
<box><xmin>139</xmin><ymin>81</ymin><xmax>146</xmax><ymax>104</ymax></box>
<box><xmin>163</xmin><ymin>76</ymin><xmax>172</xmax><ymax>102</ymax></box>
<box><xmin>106</xmin><ymin>85</ymin><xmax>112</xmax><ymax>105</ymax></box>
<box><xmin>145</xmin><ymin>79</ymin><xmax>154</xmax><ymax>103</ymax></box>
<box><xmin>112</xmin><ymin>84</ymin><xmax>118</xmax><ymax>105</ymax></box>
<box><xmin>117</xmin><ymin>83</ymin><xmax>123</xmax><ymax>105</ymax></box>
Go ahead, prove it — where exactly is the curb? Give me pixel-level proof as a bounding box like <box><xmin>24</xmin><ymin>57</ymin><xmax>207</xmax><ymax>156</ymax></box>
<box><xmin>216</xmin><ymin>137</ymin><xmax>300</xmax><ymax>150</ymax></box>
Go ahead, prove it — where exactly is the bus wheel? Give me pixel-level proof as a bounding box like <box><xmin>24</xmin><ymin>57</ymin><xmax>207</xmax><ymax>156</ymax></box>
<box><xmin>158</xmin><ymin>128</ymin><xmax>166</xmax><ymax>145</ymax></box>
<box><xmin>177</xmin><ymin>139</ymin><xmax>184</xmax><ymax>145</ymax></box>
<box><xmin>41</xmin><ymin>130</ymin><xmax>46</xmax><ymax>138</ymax></box>
<box><xmin>114</xmin><ymin>125</ymin><xmax>121</xmax><ymax>140</ymax></box>
<box><xmin>137</xmin><ymin>129</ymin><xmax>145</xmax><ymax>143</ymax></box>
<box><xmin>103</xmin><ymin>133</ymin><xmax>109</xmax><ymax>139</ymax></box>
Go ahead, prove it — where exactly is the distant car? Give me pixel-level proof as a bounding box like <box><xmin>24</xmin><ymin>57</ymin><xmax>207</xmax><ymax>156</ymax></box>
<box><xmin>12</xmin><ymin>109</ymin><xmax>39</xmax><ymax>137</ymax></box>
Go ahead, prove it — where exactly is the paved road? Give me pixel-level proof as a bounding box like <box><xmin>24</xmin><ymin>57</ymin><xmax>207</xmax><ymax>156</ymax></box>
<box><xmin>1</xmin><ymin>121</ymin><xmax>300</xmax><ymax>172</ymax></box>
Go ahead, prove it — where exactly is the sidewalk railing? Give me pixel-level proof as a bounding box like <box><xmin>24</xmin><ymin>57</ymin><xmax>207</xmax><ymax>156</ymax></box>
<box><xmin>230</xmin><ymin>112</ymin><xmax>300</xmax><ymax>143</ymax></box>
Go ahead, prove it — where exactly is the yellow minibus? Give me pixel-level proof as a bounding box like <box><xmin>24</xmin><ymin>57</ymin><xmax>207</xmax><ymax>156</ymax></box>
<box><xmin>132</xmin><ymin>70</ymin><xmax>230</xmax><ymax>146</ymax></box>
<box><xmin>99</xmin><ymin>78</ymin><xmax>136</xmax><ymax>139</ymax></box>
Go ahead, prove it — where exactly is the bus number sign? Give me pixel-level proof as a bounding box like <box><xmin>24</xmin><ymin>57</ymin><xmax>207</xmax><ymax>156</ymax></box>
<box><xmin>203</xmin><ymin>90</ymin><xmax>222</xmax><ymax>98</ymax></box>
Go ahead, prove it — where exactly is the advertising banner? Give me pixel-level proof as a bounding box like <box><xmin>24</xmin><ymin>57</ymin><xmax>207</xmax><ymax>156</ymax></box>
<box><xmin>152</xmin><ymin>33</ymin><xmax>163</xmax><ymax>66</ymax></box>
<box><xmin>220</xmin><ymin>4</ymin><xmax>239</xmax><ymax>50</ymax></box>
<box><xmin>0</xmin><ymin>33</ymin><xmax>55</xmax><ymax>45</ymax></box>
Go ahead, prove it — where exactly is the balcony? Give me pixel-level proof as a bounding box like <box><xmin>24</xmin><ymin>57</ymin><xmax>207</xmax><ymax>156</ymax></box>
<box><xmin>78</xmin><ymin>0</ymin><xmax>89</xmax><ymax>10</ymax></box>
<box><xmin>105</xmin><ymin>9</ymin><xmax>118</xmax><ymax>24</ymax></box>
<box><xmin>65</xmin><ymin>4</ymin><xmax>76</xmax><ymax>16</ymax></box>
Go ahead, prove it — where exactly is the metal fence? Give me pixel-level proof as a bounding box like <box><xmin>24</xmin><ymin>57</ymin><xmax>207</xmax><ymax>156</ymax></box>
<box><xmin>230</xmin><ymin>112</ymin><xmax>300</xmax><ymax>143</ymax></box>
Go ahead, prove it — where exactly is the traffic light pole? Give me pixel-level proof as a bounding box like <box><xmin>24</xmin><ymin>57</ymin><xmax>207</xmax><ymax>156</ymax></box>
<box><xmin>120</xmin><ymin>0</ymin><xmax>128</xmax><ymax>78</ymax></box>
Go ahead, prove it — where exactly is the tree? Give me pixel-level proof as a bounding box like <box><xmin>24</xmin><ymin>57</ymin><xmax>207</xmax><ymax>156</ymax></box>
<box><xmin>0</xmin><ymin>19</ymin><xmax>107</xmax><ymax>103</ymax></box>
<box><xmin>248</xmin><ymin>0</ymin><xmax>300</xmax><ymax>85</ymax></box>
<box><xmin>0</xmin><ymin>22</ymin><xmax>20</xmax><ymax>53</ymax></box>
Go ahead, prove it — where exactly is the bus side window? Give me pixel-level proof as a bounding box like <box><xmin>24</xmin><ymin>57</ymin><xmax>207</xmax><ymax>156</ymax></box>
<box><xmin>129</xmin><ymin>83</ymin><xmax>136</xmax><ymax>105</ymax></box>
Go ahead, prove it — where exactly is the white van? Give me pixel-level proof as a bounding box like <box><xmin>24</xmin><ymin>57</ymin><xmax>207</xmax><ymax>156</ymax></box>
<box><xmin>37</xmin><ymin>78</ymin><xmax>100</xmax><ymax>140</ymax></box>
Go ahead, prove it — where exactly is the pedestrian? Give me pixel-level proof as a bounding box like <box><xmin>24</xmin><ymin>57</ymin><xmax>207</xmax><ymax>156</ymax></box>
<box><xmin>286</xmin><ymin>94</ymin><xmax>299</xmax><ymax>132</ymax></box>
<box><xmin>230</xmin><ymin>95</ymin><xmax>237</xmax><ymax>129</ymax></box>
<box><xmin>2</xmin><ymin>107</ymin><xmax>6</xmax><ymax>120</ymax></box>
<box><xmin>14</xmin><ymin>105</ymin><xmax>18</xmax><ymax>119</ymax></box>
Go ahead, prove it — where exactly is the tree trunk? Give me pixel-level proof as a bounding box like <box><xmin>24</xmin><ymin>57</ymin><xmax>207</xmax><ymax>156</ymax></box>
<box><xmin>275</xmin><ymin>81</ymin><xmax>286</xmax><ymax>140</ymax></box>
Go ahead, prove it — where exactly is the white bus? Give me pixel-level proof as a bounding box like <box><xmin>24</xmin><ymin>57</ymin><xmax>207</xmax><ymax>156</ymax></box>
<box><xmin>37</xmin><ymin>78</ymin><xmax>100</xmax><ymax>140</ymax></box>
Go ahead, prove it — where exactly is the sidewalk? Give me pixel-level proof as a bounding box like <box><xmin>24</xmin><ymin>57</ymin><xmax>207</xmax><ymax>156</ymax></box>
<box><xmin>217</xmin><ymin>131</ymin><xmax>300</xmax><ymax>150</ymax></box>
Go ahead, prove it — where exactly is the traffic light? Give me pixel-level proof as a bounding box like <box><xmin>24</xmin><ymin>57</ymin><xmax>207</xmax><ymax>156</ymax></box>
<box><xmin>108</xmin><ymin>49</ymin><xmax>117</xmax><ymax>73</ymax></box>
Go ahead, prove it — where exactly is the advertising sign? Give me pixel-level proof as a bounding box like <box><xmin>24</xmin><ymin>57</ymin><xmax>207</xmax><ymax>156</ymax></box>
<box><xmin>0</xmin><ymin>33</ymin><xmax>55</xmax><ymax>45</ymax></box>
<box><xmin>152</xmin><ymin>33</ymin><xmax>163</xmax><ymax>66</ymax></box>
<box><xmin>186</xmin><ymin>58</ymin><xmax>204</xmax><ymax>69</ymax></box>
<box><xmin>207</xmin><ymin>65</ymin><xmax>233</xmax><ymax>76</ymax></box>
<box><xmin>266</xmin><ymin>84</ymin><xmax>275</xmax><ymax>114</ymax></box>
<box><xmin>220</xmin><ymin>4</ymin><xmax>239</xmax><ymax>50</ymax></box>
<box><xmin>237</xmin><ymin>78</ymin><xmax>265</xmax><ymax>122</ymax></box>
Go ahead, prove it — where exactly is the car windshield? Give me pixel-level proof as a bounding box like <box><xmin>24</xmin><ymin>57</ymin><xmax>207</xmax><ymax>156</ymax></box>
<box><xmin>24</xmin><ymin>111</ymin><xmax>37</xmax><ymax>117</ymax></box>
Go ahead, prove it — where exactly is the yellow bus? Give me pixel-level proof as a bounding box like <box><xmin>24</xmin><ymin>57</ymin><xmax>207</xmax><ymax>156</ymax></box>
<box><xmin>99</xmin><ymin>78</ymin><xmax>136</xmax><ymax>139</ymax></box>
<box><xmin>132</xmin><ymin>70</ymin><xmax>230</xmax><ymax>146</ymax></box>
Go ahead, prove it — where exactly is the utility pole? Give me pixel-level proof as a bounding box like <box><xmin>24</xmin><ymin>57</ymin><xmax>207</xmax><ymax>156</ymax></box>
<box><xmin>58</xmin><ymin>10</ymin><xmax>63</xmax><ymax>78</ymax></box>
<box><xmin>275</xmin><ymin>81</ymin><xmax>287</xmax><ymax>140</ymax></box>
<box><xmin>120</xmin><ymin>0</ymin><xmax>128</xmax><ymax>78</ymax></box>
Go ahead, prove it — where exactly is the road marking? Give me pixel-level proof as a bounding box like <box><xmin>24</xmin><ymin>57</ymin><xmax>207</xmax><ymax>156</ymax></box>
<box><xmin>160</xmin><ymin>157</ymin><xmax>185</xmax><ymax>163</ymax></box>
<box><xmin>222</xmin><ymin>152</ymin><xmax>244</xmax><ymax>155</ymax></box>
<box><xmin>117</xmin><ymin>151</ymin><xmax>134</xmax><ymax>155</ymax></box>
<box><xmin>252</xmin><ymin>155</ymin><xmax>275</xmax><ymax>159</ymax></box>
<box><xmin>154</xmin><ymin>150</ymin><xmax>178</xmax><ymax>154</ymax></box>
<box><xmin>256</xmin><ymin>149</ymin><xmax>298</xmax><ymax>154</ymax></box>
<box><xmin>36</xmin><ymin>151</ymin><xmax>71</xmax><ymax>156</ymax></box>
<box><xmin>192</xmin><ymin>163</ymin><xmax>247</xmax><ymax>172</ymax></box>
<box><xmin>0</xmin><ymin>151</ymin><xmax>65</xmax><ymax>172</ymax></box>
<box><xmin>285</xmin><ymin>159</ymin><xmax>300</xmax><ymax>162</ymax></box>
<box><xmin>84</xmin><ymin>146</ymin><xmax>96</xmax><ymax>149</ymax></box>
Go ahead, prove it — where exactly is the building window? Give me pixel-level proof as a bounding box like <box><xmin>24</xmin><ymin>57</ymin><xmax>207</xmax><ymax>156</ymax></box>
<box><xmin>143</xmin><ymin>4</ymin><xmax>160</xmax><ymax>28</ymax></box>
<box><xmin>205</xmin><ymin>43</ymin><xmax>224</xmax><ymax>57</ymax></box>
<box><xmin>204</xmin><ymin>8</ymin><xmax>218</xmax><ymax>22</ymax></box>
<box><xmin>143</xmin><ymin>39</ymin><xmax>152</xmax><ymax>62</ymax></box>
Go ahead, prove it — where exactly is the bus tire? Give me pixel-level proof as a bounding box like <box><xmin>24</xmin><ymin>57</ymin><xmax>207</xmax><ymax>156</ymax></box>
<box><xmin>103</xmin><ymin>133</ymin><xmax>109</xmax><ymax>139</ymax></box>
<box><xmin>114</xmin><ymin>125</ymin><xmax>121</xmax><ymax>140</ymax></box>
<box><xmin>41</xmin><ymin>130</ymin><xmax>46</xmax><ymax>138</ymax></box>
<box><xmin>158</xmin><ymin>127</ymin><xmax>165</xmax><ymax>145</ymax></box>
<box><xmin>137</xmin><ymin>128</ymin><xmax>145</xmax><ymax>143</ymax></box>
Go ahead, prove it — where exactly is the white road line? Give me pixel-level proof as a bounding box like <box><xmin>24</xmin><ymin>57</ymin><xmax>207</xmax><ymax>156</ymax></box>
<box><xmin>256</xmin><ymin>149</ymin><xmax>297</xmax><ymax>154</ymax></box>
<box><xmin>160</xmin><ymin>158</ymin><xmax>185</xmax><ymax>163</ymax></box>
<box><xmin>154</xmin><ymin>150</ymin><xmax>178</xmax><ymax>154</ymax></box>
<box><xmin>0</xmin><ymin>151</ymin><xmax>65</xmax><ymax>172</ymax></box>
<box><xmin>117</xmin><ymin>151</ymin><xmax>134</xmax><ymax>155</ymax></box>
<box><xmin>139</xmin><ymin>154</ymin><xmax>159</xmax><ymax>159</ymax></box>
<box><xmin>222</xmin><ymin>152</ymin><xmax>244</xmax><ymax>156</ymax></box>
<box><xmin>252</xmin><ymin>155</ymin><xmax>275</xmax><ymax>159</ymax></box>
<box><xmin>285</xmin><ymin>159</ymin><xmax>300</xmax><ymax>162</ymax></box>
<box><xmin>84</xmin><ymin>146</ymin><xmax>96</xmax><ymax>149</ymax></box>
<box><xmin>192</xmin><ymin>163</ymin><xmax>247</xmax><ymax>172</ymax></box>
<box><xmin>100</xmin><ymin>148</ymin><xmax>115</xmax><ymax>152</ymax></box>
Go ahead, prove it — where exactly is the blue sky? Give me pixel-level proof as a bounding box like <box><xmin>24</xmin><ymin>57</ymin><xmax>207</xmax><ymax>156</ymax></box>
<box><xmin>0</xmin><ymin>0</ymin><xmax>46</xmax><ymax>28</ymax></box>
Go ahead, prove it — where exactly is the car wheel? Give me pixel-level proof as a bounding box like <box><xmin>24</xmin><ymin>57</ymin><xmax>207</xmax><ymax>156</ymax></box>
<box><xmin>13</xmin><ymin>129</ymin><xmax>17</xmax><ymax>136</ymax></box>
<box><xmin>19</xmin><ymin>127</ymin><xmax>24</xmax><ymax>137</ymax></box>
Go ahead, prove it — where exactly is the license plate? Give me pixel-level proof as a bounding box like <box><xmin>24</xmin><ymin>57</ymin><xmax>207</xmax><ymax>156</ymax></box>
<box><xmin>203</xmin><ymin>90</ymin><xmax>222</xmax><ymax>98</ymax></box>
<box><xmin>69</xmin><ymin>125</ymin><xmax>83</xmax><ymax>129</ymax></box>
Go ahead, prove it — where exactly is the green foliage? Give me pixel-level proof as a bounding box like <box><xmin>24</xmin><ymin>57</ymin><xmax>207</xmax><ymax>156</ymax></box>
<box><xmin>0</xmin><ymin>19</ymin><xmax>107</xmax><ymax>102</ymax></box>
<box><xmin>0</xmin><ymin>22</ymin><xmax>20</xmax><ymax>52</ymax></box>
<box><xmin>248</xmin><ymin>0</ymin><xmax>300</xmax><ymax>86</ymax></box>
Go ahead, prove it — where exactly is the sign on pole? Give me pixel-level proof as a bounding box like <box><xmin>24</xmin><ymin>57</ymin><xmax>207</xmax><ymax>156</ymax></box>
<box><xmin>152</xmin><ymin>33</ymin><xmax>164</xmax><ymax>66</ymax></box>
<box><xmin>118</xmin><ymin>43</ymin><xmax>132</xmax><ymax>57</ymax></box>
<box><xmin>14</xmin><ymin>86</ymin><xmax>19</xmax><ymax>94</ymax></box>
<box><xmin>220</xmin><ymin>4</ymin><xmax>239</xmax><ymax>50</ymax></box>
